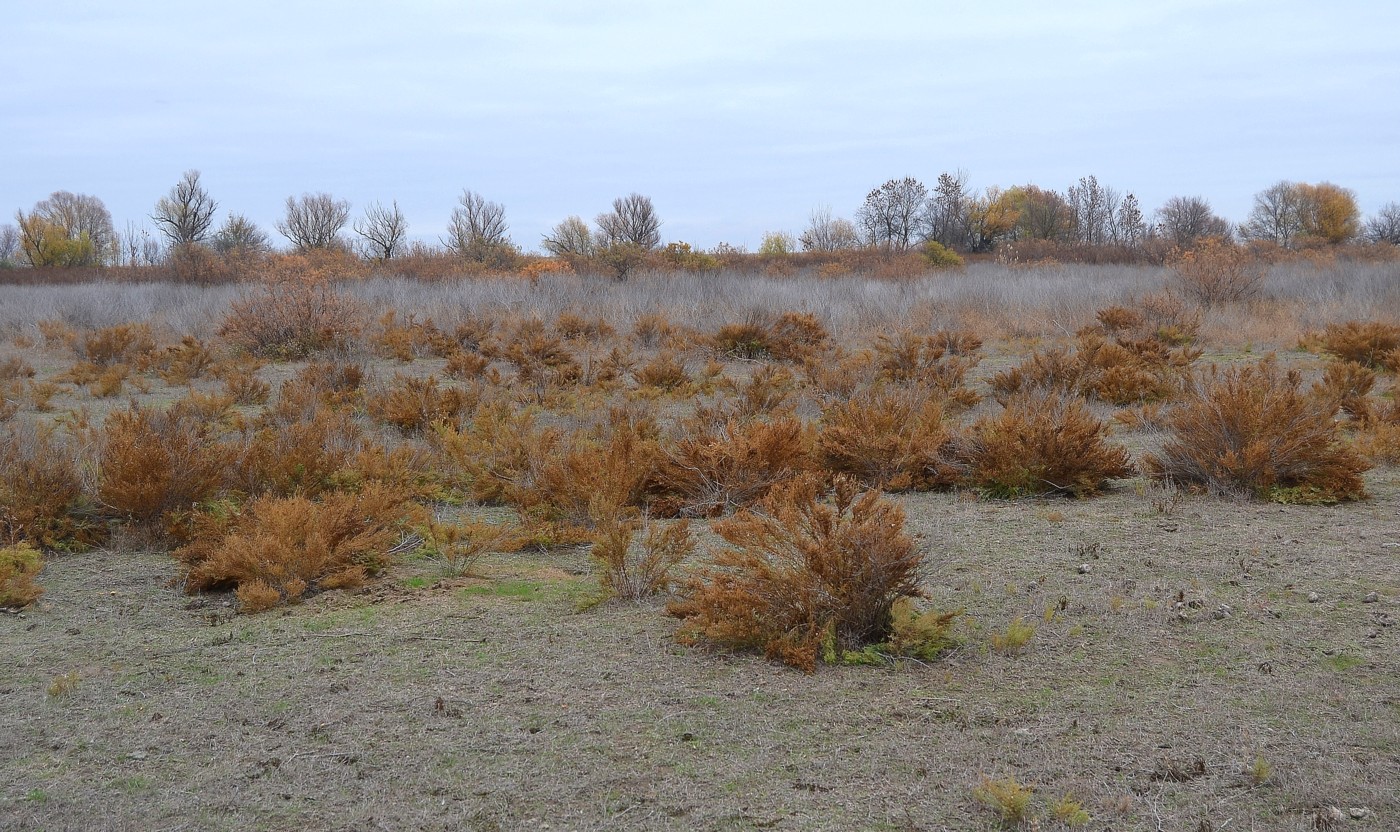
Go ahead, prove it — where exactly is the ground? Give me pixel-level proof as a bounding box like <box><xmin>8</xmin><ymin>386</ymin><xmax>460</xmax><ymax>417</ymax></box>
<box><xmin>4</xmin><ymin>471</ymin><xmax>1396</xmax><ymax>832</ymax></box>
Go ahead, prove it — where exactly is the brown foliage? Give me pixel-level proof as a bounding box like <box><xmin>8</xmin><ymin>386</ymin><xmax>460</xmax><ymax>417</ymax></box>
<box><xmin>233</xmin><ymin>401</ymin><xmax>367</xmax><ymax>498</ymax></box>
<box><xmin>372</xmin><ymin>311</ymin><xmax>452</xmax><ymax>362</ymax></box>
<box><xmin>992</xmin><ymin>328</ymin><xmax>1198</xmax><ymax>406</ymax></box>
<box><xmin>0</xmin><ymin>543</ymin><xmax>45</xmax><ymax>607</ymax></box>
<box><xmin>0</xmin><ymin>356</ymin><xmax>36</xmax><ymax>381</ymax></box>
<box><xmin>1170</xmin><ymin>238</ymin><xmax>1268</xmax><ymax>307</ymax></box>
<box><xmin>496</xmin><ymin>319</ymin><xmax>582</xmax><ymax>397</ymax></box>
<box><xmin>591</xmin><ymin>512</ymin><xmax>694</xmax><ymax>600</ymax></box>
<box><xmin>0</xmin><ymin>425</ymin><xmax>98</xmax><ymax>548</ymax></box>
<box><xmin>176</xmin><ymin>483</ymin><xmax>421</xmax><ymax>611</ymax></box>
<box><xmin>1143</xmin><ymin>358</ymin><xmax>1370</xmax><ymax>502</ymax></box>
<box><xmin>872</xmin><ymin>329</ymin><xmax>982</xmax><ymax>408</ymax></box>
<box><xmin>94</xmin><ymin>400</ymin><xmax>233</xmax><ymax>523</ymax></box>
<box><xmin>366</xmin><ymin>373</ymin><xmax>479</xmax><ymax>432</ymax></box>
<box><xmin>957</xmin><ymin>392</ymin><xmax>1134</xmax><ymax>497</ymax></box>
<box><xmin>668</xmin><ymin>476</ymin><xmax>923</xmax><ymax>672</ymax></box>
<box><xmin>78</xmin><ymin>324</ymin><xmax>156</xmax><ymax>367</ymax></box>
<box><xmin>1311</xmin><ymin>360</ymin><xmax>1376</xmax><ymax>421</ymax></box>
<box><xmin>634</xmin><ymin>351</ymin><xmax>691</xmax><ymax>391</ymax></box>
<box><xmin>650</xmin><ymin>408</ymin><xmax>811</xmax><ymax>517</ymax></box>
<box><xmin>1320</xmin><ymin>321</ymin><xmax>1400</xmax><ymax>371</ymax></box>
<box><xmin>554</xmin><ymin>310</ymin><xmax>617</xmax><ymax>342</ymax></box>
<box><xmin>220</xmin><ymin>270</ymin><xmax>363</xmax><ymax>359</ymax></box>
<box><xmin>815</xmin><ymin>387</ymin><xmax>960</xmax><ymax>491</ymax></box>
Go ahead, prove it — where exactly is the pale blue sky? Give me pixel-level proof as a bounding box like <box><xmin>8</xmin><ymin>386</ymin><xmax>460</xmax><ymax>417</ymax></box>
<box><xmin>3</xmin><ymin>0</ymin><xmax>1397</xmax><ymax>251</ymax></box>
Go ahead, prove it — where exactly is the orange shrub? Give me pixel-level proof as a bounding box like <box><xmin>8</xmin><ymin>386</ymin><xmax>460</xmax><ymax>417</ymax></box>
<box><xmin>220</xmin><ymin>271</ymin><xmax>363</xmax><ymax>359</ymax></box>
<box><xmin>176</xmin><ymin>483</ymin><xmax>420</xmax><ymax>611</ymax></box>
<box><xmin>94</xmin><ymin>401</ymin><xmax>233</xmax><ymax>524</ymax></box>
<box><xmin>1170</xmin><ymin>237</ymin><xmax>1268</xmax><ymax>307</ymax></box>
<box><xmin>1320</xmin><ymin>321</ymin><xmax>1400</xmax><ymax>371</ymax></box>
<box><xmin>0</xmin><ymin>425</ymin><xmax>98</xmax><ymax>548</ymax></box>
<box><xmin>366</xmin><ymin>374</ymin><xmax>479</xmax><ymax>432</ymax></box>
<box><xmin>233</xmin><ymin>403</ymin><xmax>367</xmax><ymax>498</ymax></box>
<box><xmin>1311</xmin><ymin>360</ymin><xmax>1376</xmax><ymax>421</ymax></box>
<box><xmin>650</xmin><ymin>408</ymin><xmax>811</xmax><ymax>517</ymax></box>
<box><xmin>157</xmin><ymin>335</ymin><xmax>217</xmax><ymax>385</ymax></box>
<box><xmin>872</xmin><ymin>330</ymin><xmax>982</xmax><ymax>409</ymax></box>
<box><xmin>1144</xmin><ymin>358</ymin><xmax>1370</xmax><ymax>502</ymax></box>
<box><xmin>957</xmin><ymin>392</ymin><xmax>1134</xmax><ymax>497</ymax></box>
<box><xmin>668</xmin><ymin>476</ymin><xmax>923</xmax><ymax>672</ymax></box>
<box><xmin>591</xmin><ymin>513</ymin><xmax>694</xmax><ymax>600</ymax></box>
<box><xmin>78</xmin><ymin>323</ymin><xmax>156</xmax><ymax>367</ymax></box>
<box><xmin>816</xmin><ymin>387</ymin><xmax>960</xmax><ymax>491</ymax></box>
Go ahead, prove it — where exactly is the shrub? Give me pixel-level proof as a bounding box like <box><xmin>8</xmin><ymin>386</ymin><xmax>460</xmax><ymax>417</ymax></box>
<box><xmin>724</xmin><ymin>364</ymin><xmax>796</xmax><ymax>419</ymax></box>
<box><xmin>634</xmin><ymin>352</ymin><xmax>691</xmax><ymax>391</ymax></box>
<box><xmin>0</xmin><ymin>425</ymin><xmax>98</xmax><ymax>548</ymax></box>
<box><xmin>668</xmin><ymin>476</ymin><xmax>924</xmax><ymax>672</ymax></box>
<box><xmin>77</xmin><ymin>323</ymin><xmax>156</xmax><ymax>367</ymax></box>
<box><xmin>591</xmin><ymin>511</ymin><xmax>694</xmax><ymax>600</ymax></box>
<box><xmin>496</xmin><ymin>319</ymin><xmax>582</xmax><ymax>398</ymax></box>
<box><xmin>93</xmin><ymin>402</ymin><xmax>233</xmax><ymax>524</ymax></box>
<box><xmin>993</xmin><ymin>330</ymin><xmax>1198</xmax><ymax>406</ymax></box>
<box><xmin>0</xmin><ymin>356</ymin><xmax>35</xmax><ymax>381</ymax></box>
<box><xmin>0</xmin><ymin>543</ymin><xmax>45</xmax><ymax>607</ymax></box>
<box><xmin>957</xmin><ymin>392</ymin><xmax>1134</xmax><ymax>497</ymax></box>
<box><xmin>417</xmin><ymin>516</ymin><xmax>519</xmax><ymax>577</ymax></box>
<box><xmin>1143</xmin><ymin>358</ymin><xmax>1370</xmax><ymax>502</ymax></box>
<box><xmin>176</xmin><ymin>483</ymin><xmax>421</xmax><ymax>611</ymax></box>
<box><xmin>815</xmin><ymin>387</ymin><xmax>959</xmax><ymax>491</ymax></box>
<box><xmin>1170</xmin><ymin>237</ymin><xmax>1267</xmax><ymax>306</ymax></box>
<box><xmin>972</xmin><ymin>775</ymin><xmax>1034</xmax><ymax>825</ymax></box>
<box><xmin>366</xmin><ymin>374</ymin><xmax>478</xmax><ymax>432</ymax></box>
<box><xmin>872</xmin><ymin>330</ymin><xmax>982</xmax><ymax>408</ymax></box>
<box><xmin>213</xmin><ymin>360</ymin><xmax>271</xmax><ymax>405</ymax></box>
<box><xmin>1311</xmin><ymin>360</ymin><xmax>1375</xmax><ymax>421</ymax></box>
<box><xmin>650</xmin><ymin>409</ymin><xmax>810</xmax><ymax>517</ymax></box>
<box><xmin>219</xmin><ymin>271</ymin><xmax>362</xmax><ymax>359</ymax></box>
<box><xmin>232</xmin><ymin>402</ymin><xmax>367</xmax><ymax>498</ymax></box>
<box><xmin>1320</xmin><ymin>320</ymin><xmax>1400</xmax><ymax>370</ymax></box>
<box><xmin>156</xmin><ymin>335</ymin><xmax>216</xmax><ymax>385</ymax></box>
<box><xmin>712</xmin><ymin>320</ymin><xmax>771</xmax><ymax>360</ymax></box>
<box><xmin>921</xmin><ymin>240</ymin><xmax>965</xmax><ymax>269</ymax></box>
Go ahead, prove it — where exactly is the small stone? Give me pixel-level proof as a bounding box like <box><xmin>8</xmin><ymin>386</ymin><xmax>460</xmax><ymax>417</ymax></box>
<box><xmin>1307</xmin><ymin>592</ymin><xmax>1321</xmax><ymax>603</ymax></box>
<box><xmin>1362</xmin><ymin>592</ymin><xmax>1379</xmax><ymax>604</ymax></box>
<box><xmin>1348</xmin><ymin>807</ymin><xmax>1369</xmax><ymax>819</ymax></box>
<box><xmin>1318</xmin><ymin>806</ymin><xmax>1345</xmax><ymax>824</ymax></box>
<box><xmin>1212</xmin><ymin>605</ymin><xmax>1232</xmax><ymax>620</ymax></box>
<box><xmin>1077</xmin><ymin>563</ymin><xmax>1091</xmax><ymax>574</ymax></box>
<box><xmin>127</xmin><ymin>751</ymin><xmax>148</xmax><ymax>760</ymax></box>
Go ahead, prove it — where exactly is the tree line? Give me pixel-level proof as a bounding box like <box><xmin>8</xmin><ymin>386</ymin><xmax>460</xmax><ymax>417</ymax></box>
<box><xmin>4</xmin><ymin>169</ymin><xmax>1399</xmax><ymax>274</ymax></box>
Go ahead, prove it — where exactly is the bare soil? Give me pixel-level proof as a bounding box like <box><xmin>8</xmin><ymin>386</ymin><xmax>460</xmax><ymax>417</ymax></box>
<box><xmin>4</xmin><ymin>471</ymin><xmax>1397</xmax><ymax>831</ymax></box>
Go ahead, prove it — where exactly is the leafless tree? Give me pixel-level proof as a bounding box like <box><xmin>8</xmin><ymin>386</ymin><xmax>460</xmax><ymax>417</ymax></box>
<box><xmin>119</xmin><ymin>221</ymin><xmax>162</xmax><ymax>267</ymax></box>
<box><xmin>152</xmin><ymin>169</ymin><xmax>218</xmax><ymax>247</ymax></box>
<box><xmin>799</xmin><ymin>205</ymin><xmax>860</xmax><ymax>252</ymax></box>
<box><xmin>1116</xmin><ymin>193</ymin><xmax>1147</xmax><ymax>247</ymax></box>
<box><xmin>856</xmin><ymin>177</ymin><xmax>928</xmax><ymax>252</ymax></box>
<box><xmin>213</xmin><ymin>214</ymin><xmax>270</xmax><ymax>255</ymax></box>
<box><xmin>1155</xmin><ymin>196</ymin><xmax>1230</xmax><ymax>247</ymax></box>
<box><xmin>0</xmin><ymin>224</ymin><xmax>18</xmax><ymax>266</ymax></box>
<box><xmin>1364</xmin><ymin>202</ymin><xmax>1400</xmax><ymax>245</ymax></box>
<box><xmin>1066</xmin><ymin>175</ymin><xmax>1121</xmax><ymax>246</ymax></box>
<box><xmin>925</xmin><ymin>171</ymin><xmax>972</xmax><ymax>249</ymax></box>
<box><xmin>596</xmin><ymin>193</ymin><xmax>662</xmax><ymax>250</ymax></box>
<box><xmin>353</xmin><ymin>200</ymin><xmax>409</xmax><ymax>260</ymax></box>
<box><xmin>541</xmin><ymin>215</ymin><xmax>595</xmax><ymax>257</ymax></box>
<box><xmin>445</xmin><ymin>189</ymin><xmax>513</xmax><ymax>264</ymax></box>
<box><xmin>1241</xmin><ymin>181</ymin><xmax>1305</xmax><ymax>247</ymax></box>
<box><xmin>25</xmin><ymin>191</ymin><xmax>117</xmax><ymax>265</ymax></box>
<box><xmin>277</xmin><ymin>193</ymin><xmax>350</xmax><ymax>252</ymax></box>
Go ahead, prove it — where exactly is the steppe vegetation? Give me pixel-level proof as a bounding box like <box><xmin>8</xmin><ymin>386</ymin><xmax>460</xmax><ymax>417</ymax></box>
<box><xmin>2</xmin><ymin>173</ymin><xmax>1399</xmax><ymax>829</ymax></box>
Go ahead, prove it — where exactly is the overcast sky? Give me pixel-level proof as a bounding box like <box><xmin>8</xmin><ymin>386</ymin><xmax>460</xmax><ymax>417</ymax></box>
<box><xmin>4</xmin><ymin>0</ymin><xmax>1398</xmax><ymax>251</ymax></box>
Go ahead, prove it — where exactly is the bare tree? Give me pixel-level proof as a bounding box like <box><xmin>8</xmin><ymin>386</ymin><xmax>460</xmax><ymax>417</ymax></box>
<box><xmin>119</xmin><ymin>221</ymin><xmax>162</xmax><ymax>267</ymax></box>
<box><xmin>799</xmin><ymin>205</ymin><xmax>860</xmax><ymax>252</ymax></box>
<box><xmin>152</xmin><ymin>169</ymin><xmax>218</xmax><ymax>247</ymax></box>
<box><xmin>1155</xmin><ymin>196</ymin><xmax>1230</xmax><ymax>247</ymax></box>
<box><xmin>445</xmin><ymin>189</ymin><xmax>513</xmax><ymax>264</ymax></box>
<box><xmin>278</xmin><ymin>193</ymin><xmax>350</xmax><ymax>252</ymax></box>
<box><xmin>856</xmin><ymin>177</ymin><xmax>928</xmax><ymax>252</ymax></box>
<box><xmin>1116</xmin><ymin>193</ymin><xmax>1147</xmax><ymax>247</ymax></box>
<box><xmin>353</xmin><ymin>200</ymin><xmax>409</xmax><ymax>261</ymax></box>
<box><xmin>1365</xmin><ymin>202</ymin><xmax>1400</xmax><ymax>245</ymax></box>
<box><xmin>1066</xmin><ymin>175</ymin><xmax>1121</xmax><ymax>246</ymax></box>
<box><xmin>925</xmin><ymin>171</ymin><xmax>972</xmax><ymax>249</ymax></box>
<box><xmin>541</xmin><ymin>215</ymin><xmax>595</xmax><ymax>257</ymax></box>
<box><xmin>1241</xmin><ymin>181</ymin><xmax>1305</xmax><ymax>247</ymax></box>
<box><xmin>596</xmin><ymin>193</ymin><xmax>662</xmax><ymax>250</ymax></box>
<box><xmin>0</xmin><ymin>224</ymin><xmax>18</xmax><ymax>266</ymax></box>
<box><xmin>213</xmin><ymin>213</ymin><xmax>270</xmax><ymax>255</ymax></box>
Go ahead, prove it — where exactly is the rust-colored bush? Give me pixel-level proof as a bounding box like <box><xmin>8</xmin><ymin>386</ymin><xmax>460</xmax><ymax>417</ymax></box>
<box><xmin>957</xmin><ymin>392</ymin><xmax>1134</xmax><ymax>497</ymax></box>
<box><xmin>668</xmin><ymin>476</ymin><xmax>923</xmax><ymax>672</ymax></box>
<box><xmin>0</xmin><ymin>356</ymin><xmax>35</xmax><ymax>381</ymax></box>
<box><xmin>444</xmin><ymin>349</ymin><xmax>491</xmax><ymax>381</ymax></box>
<box><xmin>78</xmin><ymin>323</ymin><xmax>156</xmax><ymax>367</ymax></box>
<box><xmin>366</xmin><ymin>374</ymin><xmax>479</xmax><ymax>432</ymax></box>
<box><xmin>496</xmin><ymin>319</ymin><xmax>582</xmax><ymax>397</ymax></box>
<box><xmin>816</xmin><ymin>387</ymin><xmax>960</xmax><ymax>491</ymax></box>
<box><xmin>650</xmin><ymin>409</ymin><xmax>811</xmax><ymax>517</ymax></box>
<box><xmin>1311</xmin><ymin>360</ymin><xmax>1376</xmax><ymax>421</ymax></box>
<box><xmin>712</xmin><ymin>320</ymin><xmax>772</xmax><ymax>360</ymax></box>
<box><xmin>214</xmin><ymin>360</ymin><xmax>271</xmax><ymax>405</ymax></box>
<box><xmin>993</xmin><ymin>330</ymin><xmax>1198</xmax><ymax>406</ymax></box>
<box><xmin>591</xmin><ymin>512</ymin><xmax>694</xmax><ymax>600</ymax></box>
<box><xmin>1143</xmin><ymin>358</ymin><xmax>1370</xmax><ymax>502</ymax></box>
<box><xmin>233</xmin><ymin>403</ymin><xmax>367</xmax><ymax>498</ymax></box>
<box><xmin>1320</xmin><ymin>321</ymin><xmax>1400</xmax><ymax>371</ymax></box>
<box><xmin>634</xmin><ymin>351</ymin><xmax>691</xmax><ymax>391</ymax></box>
<box><xmin>631</xmin><ymin>311</ymin><xmax>682</xmax><ymax>349</ymax></box>
<box><xmin>176</xmin><ymin>483</ymin><xmax>421</xmax><ymax>611</ymax></box>
<box><xmin>157</xmin><ymin>335</ymin><xmax>216</xmax><ymax>385</ymax></box>
<box><xmin>372</xmin><ymin>311</ymin><xmax>452</xmax><ymax>362</ymax></box>
<box><xmin>554</xmin><ymin>310</ymin><xmax>617</xmax><ymax>342</ymax></box>
<box><xmin>723</xmin><ymin>365</ymin><xmax>796</xmax><ymax>420</ymax></box>
<box><xmin>767</xmin><ymin>311</ymin><xmax>830</xmax><ymax>362</ymax></box>
<box><xmin>219</xmin><ymin>271</ymin><xmax>363</xmax><ymax>359</ymax></box>
<box><xmin>872</xmin><ymin>330</ymin><xmax>982</xmax><ymax>409</ymax></box>
<box><xmin>0</xmin><ymin>543</ymin><xmax>45</xmax><ymax>607</ymax></box>
<box><xmin>94</xmin><ymin>401</ymin><xmax>233</xmax><ymax>523</ymax></box>
<box><xmin>0</xmin><ymin>425</ymin><xmax>96</xmax><ymax>548</ymax></box>
<box><xmin>1170</xmin><ymin>237</ymin><xmax>1268</xmax><ymax>307</ymax></box>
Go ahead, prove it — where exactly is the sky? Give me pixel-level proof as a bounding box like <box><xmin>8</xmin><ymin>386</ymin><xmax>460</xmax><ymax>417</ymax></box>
<box><xmin>3</xmin><ymin>0</ymin><xmax>1398</xmax><ymax>252</ymax></box>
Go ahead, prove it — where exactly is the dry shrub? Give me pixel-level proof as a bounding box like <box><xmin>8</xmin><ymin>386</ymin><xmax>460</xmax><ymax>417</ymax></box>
<box><xmin>444</xmin><ymin>349</ymin><xmax>491</xmax><ymax>381</ymax></box>
<box><xmin>722</xmin><ymin>364</ymin><xmax>796</xmax><ymax>419</ymax></box>
<box><xmin>591</xmin><ymin>511</ymin><xmax>694</xmax><ymax>600</ymax></box>
<box><xmin>1143</xmin><ymin>358</ymin><xmax>1370</xmax><ymax>502</ymax></box>
<box><xmin>91</xmin><ymin>364</ymin><xmax>134</xmax><ymax>398</ymax></box>
<box><xmin>176</xmin><ymin>483</ymin><xmax>421</xmax><ymax>611</ymax></box>
<box><xmin>372</xmin><ymin>311</ymin><xmax>453</xmax><ymax>362</ymax></box>
<box><xmin>78</xmin><ymin>323</ymin><xmax>156</xmax><ymax>367</ymax></box>
<box><xmin>220</xmin><ymin>270</ymin><xmax>363</xmax><ymax>359</ymax></box>
<box><xmin>631</xmin><ymin>311</ymin><xmax>683</xmax><ymax>349</ymax></box>
<box><xmin>0</xmin><ymin>383</ymin><xmax>18</xmax><ymax>422</ymax></box>
<box><xmin>213</xmin><ymin>360</ymin><xmax>271</xmax><ymax>405</ymax></box>
<box><xmin>712</xmin><ymin>320</ymin><xmax>772</xmax><ymax>360</ymax></box>
<box><xmin>1320</xmin><ymin>321</ymin><xmax>1400</xmax><ymax>371</ymax></box>
<box><xmin>958</xmin><ymin>392</ymin><xmax>1134</xmax><ymax>497</ymax></box>
<box><xmin>1311</xmin><ymin>361</ymin><xmax>1376</xmax><ymax>421</ymax></box>
<box><xmin>495</xmin><ymin>319</ymin><xmax>582</xmax><ymax>397</ymax></box>
<box><xmin>0</xmin><ymin>425</ymin><xmax>96</xmax><ymax>547</ymax></box>
<box><xmin>801</xmin><ymin>348</ymin><xmax>878</xmax><ymax>403</ymax></box>
<box><xmin>768</xmin><ymin>311</ymin><xmax>829</xmax><ymax>361</ymax></box>
<box><xmin>634</xmin><ymin>351</ymin><xmax>691</xmax><ymax>391</ymax></box>
<box><xmin>650</xmin><ymin>408</ymin><xmax>811</xmax><ymax>517</ymax></box>
<box><xmin>816</xmin><ymin>387</ymin><xmax>959</xmax><ymax>491</ymax></box>
<box><xmin>0</xmin><ymin>543</ymin><xmax>45</xmax><ymax>607</ymax></box>
<box><xmin>418</xmin><ymin>516</ymin><xmax>520</xmax><ymax>576</ymax></box>
<box><xmin>668</xmin><ymin>476</ymin><xmax>923</xmax><ymax>672</ymax></box>
<box><xmin>993</xmin><ymin>329</ymin><xmax>1198</xmax><ymax>406</ymax></box>
<box><xmin>94</xmin><ymin>401</ymin><xmax>233</xmax><ymax>523</ymax></box>
<box><xmin>1170</xmin><ymin>237</ymin><xmax>1268</xmax><ymax>307</ymax></box>
<box><xmin>1112</xmin><ymin>401</ymin><xmax>1170</xmax><ymax>432</ymax></box>
<box><xmin>28</xmin><ymin>380</ymin><xmax>63</xmax><ymax>412</ymax></box>
<box><xmin>157</xmin><ymin>335</ymin><xmax>216</xmax><ymax>385</ymax></box>
<box><xmin>1355</xmin><ymin>419</ymin><xmax>1400</xmax><ymax>465</ymax></box>
<box><xmin>38</xmin><ymin>319</ymin><xmax>77</xmax><ymax>349</ymax></box>
<box><xmin>234</xmin><ymin>402</ymin><xmax>367</xmax><ymax>498</ymax></box>
<box><xmin>872</xmin><ymin>330</ymin><xmax>982</xmax><ymax>409</ymax></box>
<box><xmin>366</xmin><ymin>373</ymin><xmax>479</xmax><ymax>432</ymax></box>
<box><xmin>0</xmin><ymin>356</ymin><xmax>35</xmax><ymax>381</ymax></box>
<box><xmin>554</xmin><ymin>310</ymin><xmax>617</xmax><ymax>342</ymax></box>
